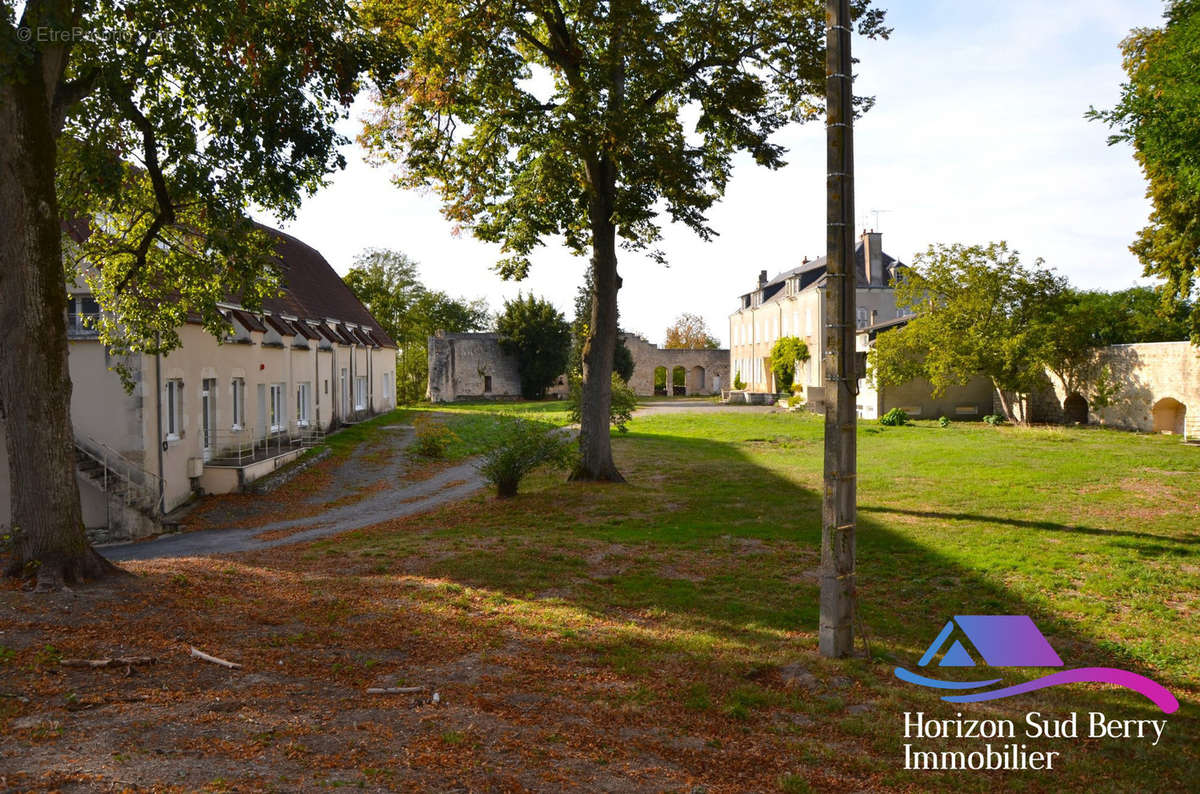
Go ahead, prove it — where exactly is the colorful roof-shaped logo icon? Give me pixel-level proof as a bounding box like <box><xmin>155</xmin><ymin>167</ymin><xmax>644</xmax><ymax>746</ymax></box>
<box><xmin>894</xmin><ymin>614</ymin><xmax>1179</xmax><ymax>714</ymax></box>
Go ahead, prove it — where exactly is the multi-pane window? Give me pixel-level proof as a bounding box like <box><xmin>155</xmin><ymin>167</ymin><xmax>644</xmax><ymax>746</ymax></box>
<box><xmin>231</xmin><ymin>378</ymin><xmax>246</xmax><ymax>429</ymax></box>
<box><xmin>269</xmin><ymin>383</ymin><xmax>285</xmax><ymax>432</ymax></box>
<box><xmin>297</xmin><ymin>382</ymin><xmax>311</xmax><ymax>426</ymax></box>
<box><xmin>165</xmin><ymin>379</ymin><xmax>184</xmax><ymax>439</ymax></box>
<box><xmin>66</xmin><ymin>295</ymin><xmax>101</xmax><ymax>335</ymax></box>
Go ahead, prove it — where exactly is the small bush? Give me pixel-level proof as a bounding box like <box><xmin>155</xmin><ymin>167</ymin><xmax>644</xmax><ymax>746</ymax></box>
<box><xmin>879</xmin><ymin>407</ymin><xmax>909</xmax><ymax>426</ymax></box>
<box><xmin>411</xmin><ymin>415</ymin><xmax>457</xmax><ymax>458</ymax></box>
<box><xmin>982</xmin><ymin>414</ymin><xmax>1006</xmax><ymax>426</ymax></box>
<box><xmin>567</xmin><ymin>372</ymin><xmax>637</xmax><ymax>433</ymax></box>
<box><xmin>733</xmin><ymin>371</ymin><xmax>746</xmax><ymax>390</ymax></box>
<box><xmin>477</xmin><ymin>415</ymin><xmax>575</xmax><ymax>498</ymax></box>
<box><xmin>938</xmin><ymin>416</ymin><xmax>950</xmax><ymax>428</ymax></box>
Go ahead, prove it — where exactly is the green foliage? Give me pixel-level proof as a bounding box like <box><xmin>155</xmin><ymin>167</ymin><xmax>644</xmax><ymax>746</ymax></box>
<box><xmin>769</xmin><ymin>337</ymin><xmax>810</xmax><ymax>392</ymax></box>
<box><xmin>343</xmin><ymin>249</ymin><xmax>490</xmax><ymax>404</ymax></box>
<box><xmin>1041</xmin><ymin>286</ymin><xmax>1191</xmax><ymax>401</ymax></box>
<box><xmin>1090</xmin><ymin>365</ymin><xmax>1123</xmax><ymax>412</ymax></box>
<box><xmin>733</xmin><ymin>372</ymin><xmax>746</xmax><ymax>391</ymax></box>
<box><xmin>497</xmin><ymin>294</ymin><xmax>572</xmax><ymax>400</ymax></box>
<box><xmin>361</xmin><ymin>0</ymin><xmax>890</xmax><ymax>277</ymax></box>
<box><xmin>569</xmin><ymin>373</ymin><xmax>637</xmax><ymax>434</ymax></box>
<box><xmin>869</xmin><ymin>242</ymin><xmax>1070</xmax><ymax>422</ymax></box>
<box><xmin>477</xmin><ymin>416</ymin><xmax>575</xmax><ymax>498</ymax></box>
<box><xmin>568</xmin><ymin>270</ymin><xmax>634</xmax><ymax>382</ymax></box>
<box><xmin>879</xmin><ymin>408</ymin><xmax>909</xmax><ymax>427</ymax></box>
<box><xmin>663</xmin><ymin>314</ymin><xmax>721</xmax><ymax>350</ymax></box>
<box><xmin>1090</xmin><ymin>1</ymin><xmax>1200</xmax><ymax>342</ymax></box>
<box><xmin>411</xmin><ymin>416</ymin><xmax>457</xmax><ymax>458</ymax></box>
<box><xmin>37</xmin><ymin>0</ymin><xmax>381</xmax><ymax>362</ymax></box>
<box><xmin>938</xmin><ymin>416</ymin><xmax>951</xmax><ymax>428</ymax></box>
<box><xmin>983</xmin><ymin>414</ymin><xmax>1006</xmax><ymax>426</ymax></box>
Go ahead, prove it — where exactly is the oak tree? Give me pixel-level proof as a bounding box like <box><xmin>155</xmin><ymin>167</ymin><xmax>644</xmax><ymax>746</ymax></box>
<box><xmin>1</xmin><ymin>0</ymin><xmax>375</xmax><ymax>586</ymax></box>
<box><xmin>1090</xmin><ymin>0</ymin><xmax>1200</xmax><ymax>341</ymax></box>
<box><xmin>361</xmin><ymin>0</ymin><xmax>888</xmax><ymax>481</ymax></box>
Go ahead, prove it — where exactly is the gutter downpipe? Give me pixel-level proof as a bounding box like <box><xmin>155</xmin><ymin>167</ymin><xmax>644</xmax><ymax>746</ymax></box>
<box><xmin>153</xmin><ymin>337</ymin><xmax>165</xmax><ymax>515</ymax></box>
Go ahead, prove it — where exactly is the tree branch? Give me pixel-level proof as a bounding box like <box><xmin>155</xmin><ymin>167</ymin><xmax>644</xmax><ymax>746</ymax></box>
<box><xmin>111</xmin><ymin>84</ymin><xmax>176</xmax><ymax>295</ymax></box>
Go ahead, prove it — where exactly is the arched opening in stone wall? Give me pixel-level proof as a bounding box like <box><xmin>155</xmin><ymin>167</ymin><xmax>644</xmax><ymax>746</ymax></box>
<box><xmin>1152</xmin><ymin>397</ymin><xmax>1187</xmax><ymax>435</ymax></box>
<box><xmin>687</xmin><ymin>366</ymin><xmax>706</xmax><ymax>394</ymax></box>
<box><xmin>653</xmin><ymin>366</ymin><xmax>668</xmax><ymax>396</ymax></box>
<box><xmin>671</xmin><ymin>366</ymin><xmax>687</xmax><ymax>396</ymax></box>
<box><xmin>1063</xmin><ymin>393</ymin><xmax>1089</xmax><ymax>425</ymax></box>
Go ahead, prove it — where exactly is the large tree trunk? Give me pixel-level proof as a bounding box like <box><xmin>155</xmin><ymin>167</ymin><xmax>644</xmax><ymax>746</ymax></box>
<box><xmin>571</xmin><ymin>158</ymin><xmax>625</xmax><ymax>483</ymax></box>
<box><xmin>0</xmin><ymin>63</ymin><xmax>120</xmax><ymax>587</ymax></box>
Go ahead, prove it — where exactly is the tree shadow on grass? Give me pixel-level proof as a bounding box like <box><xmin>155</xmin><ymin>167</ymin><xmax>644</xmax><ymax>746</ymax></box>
<box><xmin>379</xmin><ymin>427</ymin><xmax>1199</xmax><ymax>790</ymax></box>
<box><xmin>858</xmin><ymin>505</ymin><xmax>1200</xmax><ymax>546</ymax></box>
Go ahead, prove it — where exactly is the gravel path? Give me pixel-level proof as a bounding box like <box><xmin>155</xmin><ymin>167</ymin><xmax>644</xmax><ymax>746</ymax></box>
<box><xmin>101</xmin><ymin>429</ymin><xmax>485</xmax><ymax>563</ymax></box>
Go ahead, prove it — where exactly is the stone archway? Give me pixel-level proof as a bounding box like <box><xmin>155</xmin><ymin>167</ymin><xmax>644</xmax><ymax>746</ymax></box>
<box><xmin>1063</xmin><ymin>393</ymin><xmax>1089</xmax><ymax>425</ymax></box>
<box><xmin>1152</xmin><ymin>397</ymin><xmax>1186</xmax><ymax>435</ymax></box>
<box><xmin>671</xmin><ymin>366</ymin><xmax>686</xmax><ymax>396</ymax></box>
<box><xmin>686</xmin><ymin>365</ymin><xmax>706</xmax><ymax>394</ymax></box>
<box><xmin>653</xmin><ymin>366</ymin><xmax>668</xmax><ymax>396</ymax></box>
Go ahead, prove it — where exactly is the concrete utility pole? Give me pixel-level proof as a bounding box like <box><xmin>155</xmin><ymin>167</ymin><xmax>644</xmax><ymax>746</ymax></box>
<box><xmin>820</xmin><ymin>0</ymin><xmax>857</xmax><ymax>658</ymax></box>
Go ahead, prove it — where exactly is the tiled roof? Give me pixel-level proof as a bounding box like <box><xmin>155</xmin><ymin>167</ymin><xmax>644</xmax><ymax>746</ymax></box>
<box><xmin>64</xmin><ymin>218</ymin><xmax>396</xmax><ymax>348</ymax></box>
<box><xmin>257</xmin><ymin>225</ymin><xmax>395</xmax><ymax>347</ymax></box>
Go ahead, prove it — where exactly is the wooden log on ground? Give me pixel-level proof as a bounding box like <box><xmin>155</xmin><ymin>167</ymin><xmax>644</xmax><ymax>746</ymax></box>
<box><xmin>188</xmin><ymin>646</ymin><xmax>242</xmax><ymax>669</ymax></box>
<box><xmin>61</xmin><ymin>656</ymin><xmax>157</xmax><ymax>668</ymax></box>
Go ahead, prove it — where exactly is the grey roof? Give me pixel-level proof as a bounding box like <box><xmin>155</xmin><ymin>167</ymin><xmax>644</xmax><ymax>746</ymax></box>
<box><xmin>739</xmin><ymin>241</ymin><xmax>905</xmax><ymax>308</ymax></box>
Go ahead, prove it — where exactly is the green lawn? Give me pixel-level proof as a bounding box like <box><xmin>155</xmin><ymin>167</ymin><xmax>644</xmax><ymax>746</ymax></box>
<box><xmin>313</xmin><ymin>407</ymin><xmax>1199</xmax><ymax>790</ymax></box>
<box><xmin>8</xmin><ymin>406</ymin><xmax>1194</xmax><ymax>791</ymax></box>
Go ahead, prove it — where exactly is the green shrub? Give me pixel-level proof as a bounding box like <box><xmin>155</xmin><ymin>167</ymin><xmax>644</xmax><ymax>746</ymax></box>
<box><xmin>938</xmin><ymin>415</ymin><xmax>950</xmax><ymax>428</ymax></box>
<box><xmin>983</xmin><ymin>414</ymin><xmax>1006</xmax><ymax>426</ymax></box>
<box><xmin>880</xmin><ymin>407</ymin><xmax>909</xmax><ymax>426</ymax></box>
<box><xmin>567</xmin><ymin>372</ymin><xmax>637</xmax><ymax>433</ymax></box>
<box><xmin>769</xmin><ymin>337</ymin><xmax>810</xmax><ymax>393</ymax></box>
<box><xmin>733</xmin><ymin>371</ymin><xmax>746</xmax><ymax>390</ymax></box>
<box><xmin>411</xmin><ymin>415</ymin><xmax>457</xmax><ymax>457</ymax></box>
<box><xmin>477</xmin><ymin>415</ymin><xmax>575</xmax><ymax>498</ymax></box>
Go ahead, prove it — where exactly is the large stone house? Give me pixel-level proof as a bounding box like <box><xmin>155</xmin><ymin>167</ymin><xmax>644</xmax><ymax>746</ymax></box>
<box><xmin>0</xmin><ymin>226</ymin><xmax>397</xmax><ymax>542</ymax></box>
<box><xmin>729</xmin><ymin>231</ymin><xmax>910</xmax><ymax>399</ymax></box>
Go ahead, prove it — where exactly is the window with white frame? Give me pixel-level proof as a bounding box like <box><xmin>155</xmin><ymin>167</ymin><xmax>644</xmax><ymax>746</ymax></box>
<box><xmin>354</xmin><ymin>375</ymin><xmax>367</xmax><ymax>410</ymax></box>
<box><xmin>231</xmin><ymin>377</ymin><xmax>246</xmax><ymax>429</ymax></box>
<box><xmin>297</xmin><ymin>382</ymin><xmax>311</xmax><ymax>426</ymax></box>
<box><xmin>269</xmin><ymin>383</ymin><xmax>285</xmax><ymax>432</ymax></box>
<box><xmin>383</xmin><ymin>373</ymin><xmax>392</xmax><ymax>406</ymax></box>
<box><xmin>165</xmin><ymin>379</ymin><xmax>184</xmax><ymax>439</ymax></box>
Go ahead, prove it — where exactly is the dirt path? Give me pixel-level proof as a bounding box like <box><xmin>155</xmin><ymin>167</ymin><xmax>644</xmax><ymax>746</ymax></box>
<box><xmin>100</xmin><ymin>426</ymin><xmax>485</xmax><ymax>562</ymax></box>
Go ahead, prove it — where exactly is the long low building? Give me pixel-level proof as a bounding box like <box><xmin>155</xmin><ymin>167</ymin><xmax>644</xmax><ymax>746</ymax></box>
<box><xmin>0</xmin><ymin>226</ymin><xmax>397</xmax><ymax>543</ymax></box>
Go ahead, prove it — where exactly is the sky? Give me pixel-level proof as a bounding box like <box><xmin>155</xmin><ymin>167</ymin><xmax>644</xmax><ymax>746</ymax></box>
<box><xmin>256</xmin><ymin>0</ymin><xmax>1168</xmax><ymax>348</ymax></box>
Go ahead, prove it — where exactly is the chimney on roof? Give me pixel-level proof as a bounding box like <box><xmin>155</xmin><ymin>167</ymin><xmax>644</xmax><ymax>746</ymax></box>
<box><xmin>758</xmin><ymin>269</ymin><xmax>768</xmax><ymax>289</ymax></box>
<box><xmin>862</xmin><ymin>230</ymin><xmax>884</xmax><ymax>287</ymax></box>
<box><xmin>802</xmin><ymin>256</ymin><xmax>809</xmax><ymax>265</ymax></box>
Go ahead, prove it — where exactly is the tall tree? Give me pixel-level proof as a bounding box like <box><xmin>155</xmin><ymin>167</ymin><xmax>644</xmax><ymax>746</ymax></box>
<box><xmin>1</xmin><ymin>1</ymin><xmax>376</xmax><ymax>587</ymax></box>
<box><xmin>568</xmin><ymin>269</ymin><xmax>634</xmax><ymax>383</ymax></box>
<box><xmin>361</xmin><ymin>0</ymin><xmax>889</xmax><ymax>481</ymax></box>
<box><xmin>1090</xmin><ymin>0</ymin><xmax>1200</xmax><ymax>341</ymax></box>
<box><xmin>663</xmin><ymin>313</ymin><xmax>721</xmax><ymax>350</ymax></box>
<box><xmin>496</xmin><ymin>294</ymin><xmax>572</xmax><ymax>399</ymax></box>
<box><xmin>868</xmin><ymin>243</ymin><xmax>1069</xmax><ymax>424</ymax></box>
<box><xmin>343</xmin><ymin>249</ymin><xmax>490</xmax><ymax>403</ymax></box>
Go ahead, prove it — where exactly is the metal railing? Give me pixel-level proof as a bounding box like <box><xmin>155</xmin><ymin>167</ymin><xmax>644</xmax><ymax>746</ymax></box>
<box><xmin>74</xmin><ymin>435</ymin><xmax>161</xmax><ymax>515</ymax></box>
<box><xmin>66</xmin><ymin>311</ymin><xmax>101</xmax><ymax>338</ymax></box>
<box><xmin>208</xmin><ymin>424</ymin><xmax>326</xmax><ymax>466</ymax></box>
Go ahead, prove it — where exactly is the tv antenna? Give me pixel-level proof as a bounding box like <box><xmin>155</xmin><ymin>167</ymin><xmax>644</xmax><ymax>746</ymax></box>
<box><xmin>869</xmin><ymin>208</ymin><xmax>893</xmax><ymax>232</ymax></box>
